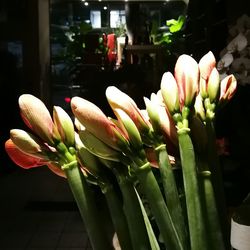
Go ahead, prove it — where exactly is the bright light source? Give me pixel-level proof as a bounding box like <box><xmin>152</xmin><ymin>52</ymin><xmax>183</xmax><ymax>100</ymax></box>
<box><xmin>81</xmin><ymin>0</ymin><xmax>85</xmax><ymax>2</ymax></box>
<box><xmin>84</xmin><ymin>2</ymin><xmax>89</xmax><ymax>6</ymax></box>
<box><xmin>103</xmin><ymin>6</ymin><xmax>107</xmax><ymax>10</ymax></box>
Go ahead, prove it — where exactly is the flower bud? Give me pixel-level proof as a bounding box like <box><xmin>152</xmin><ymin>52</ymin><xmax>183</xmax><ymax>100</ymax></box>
<box><xmin>71</xmin><ymin>96</ymin><xmax>128</xmax><ymax>151</ymax></box>
<box><xmin>145</xmin><ymin>94</ymin><xmax>178</xmax><ymax>147</ymax></box>
<box><xmin>144</xmin><ymin>96</ymin><xmax>161</xmax><ymax>136</ymax></box>
<box><xmin>174</xmin><ymin>54</ymin><xmax>199</xmax><ymax>108</ymax></box>
<box><xmin>219</xmin><ymin>74</ymin><xmax>237</xmax><ymax>106</ymax></box>
<box><xmin>198</xmin><ymin>52</ymin><xmax>216</xmax><ymax>99</ymax></box>
<box><xmin>18</xmin><ymin>94</ymin><xmax>60</xmax><ymax>145</ymax></box>
<box><xmin>199</xmin><ymin>51</ymin><xmax>216</xmax><ymax>81</ymax></box>
<box><xmin>53</xmin><ymin>106</ymin><xmax>75</xmax><ymax>147</ymax></box>
<box><xmin>114</xmin><ymin>108</ymin><xmax>143</xmax><ymax>152</ymax></box>
<box><xmin>194</xmin><ymin>94</ymin><xmax>206</xmax><ymax>121</ymax></box>
<box><xmin>207</xmin><ymin>67</ymin><xmax>220</xmax><ymax>103</ymax></box>
<box><xmin>10</xmin><ymin>129</ymin><xmax>50</xmax><ymax>160</ymax></box>
<box><xmin>106</xmin><ymin>86</ymin><xmax>152</xmax><ymax>134</ymax></box>
<box><xmin>5</xmin><ymin>139</ymin><xmax>47</xmax><ymax>169</ymax></box>
<box><xmin>160</xmin><ymin>72</ymin><xmax>180</xmax><ymax>114</ymax></box>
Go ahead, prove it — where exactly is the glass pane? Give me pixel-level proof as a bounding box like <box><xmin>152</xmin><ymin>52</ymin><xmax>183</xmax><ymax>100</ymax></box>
<box><xmin>90</xmin><ymin>10</ymin><xmax>101</xmax><ymax>28</ymax></box>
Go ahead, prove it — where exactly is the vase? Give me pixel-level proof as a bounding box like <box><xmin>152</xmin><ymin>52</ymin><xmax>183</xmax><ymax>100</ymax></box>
<box><xmin>230</xmin><ymin>205</ymin><xmax>250</xmax><ymax>250</ymax></box>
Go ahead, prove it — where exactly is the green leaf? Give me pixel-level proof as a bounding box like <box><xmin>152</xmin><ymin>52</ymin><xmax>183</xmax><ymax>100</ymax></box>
<box><xmin>135</xmin><ymin>188</ymin><xmax>161</xmax><ymax>250</ymax></box>
<box><xmin>167</xmin><ymin>15</ymin><xmax>186</xmax><ymax>33</ymax></box>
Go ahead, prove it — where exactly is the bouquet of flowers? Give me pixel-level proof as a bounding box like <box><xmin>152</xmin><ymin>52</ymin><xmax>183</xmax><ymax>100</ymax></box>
<box><xmin>5</xmin><ymin>51</ymin><xmax>237</xmax><ymax>250</ymax></box>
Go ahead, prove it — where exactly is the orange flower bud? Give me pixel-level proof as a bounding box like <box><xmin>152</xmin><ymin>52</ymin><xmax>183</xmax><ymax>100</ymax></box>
<box><xmin>5</xmin><ymin>139</ymin><xmax>48</xmax><ymax>169</ymax></box>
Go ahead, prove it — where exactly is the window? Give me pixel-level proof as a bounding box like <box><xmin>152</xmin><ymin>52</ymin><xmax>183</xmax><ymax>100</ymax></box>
<box><xmin>90</xmin><ymin>10</ymin><xmax>101</xmax><ymax>28</ymax></box>
<box><xmin>110</xmin><ymin>10</ymin><xmax>125</xmax><ymax>28</ymax></box>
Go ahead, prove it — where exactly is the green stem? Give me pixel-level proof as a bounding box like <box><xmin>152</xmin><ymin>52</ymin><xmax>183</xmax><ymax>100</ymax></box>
<box><xmin>200</xmin><ymin>169</ymin><xmax>225</xmax><ymax>250</ymax></box>
<box><xmin>206</xmin><ymin>120</ymin><xmax>230</xmax><ymax>249</ymax></box>
<box><xmin>115</xmin><ymin>172</ymin><xmax>151</xmax><ymax>250</ymax></box>
<box><xmin>178</xmin><ymin>132</ymin><xmax>208</xmax><ymax>250</ymax></box>
<box><xmin>155</xmin><ymin>144</ymin><xmax>189</xmax><ymax>249</ymax></box>
<box><xmin>135</xmin><ymin>162</ymin><xmax>184</xmax><ymax>250</ymax></box>
<box><xmin>64</xmin><ymin>162</ymin><xmax>112</xmax><ymax>250</ymax></box>
<box><xmin>102</xmin><ymin>183</ymin><xmax>133</xmax><ymax>250</ymax></box>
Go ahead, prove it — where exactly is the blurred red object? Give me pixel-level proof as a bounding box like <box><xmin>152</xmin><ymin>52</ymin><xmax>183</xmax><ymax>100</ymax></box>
<box><xmin>107</xmin><ymin>33</ymin><xmax>117</xmax><ymax>63</ymax></box>
<box><xmin>64</xmin><ymin>97</ymin><xmax>71</xmax><ymax>103</ymax></box>
<box><xmin>216</xmin><ymin>137</ymin><xmax>230</xmax><ymax>156</ymax></box>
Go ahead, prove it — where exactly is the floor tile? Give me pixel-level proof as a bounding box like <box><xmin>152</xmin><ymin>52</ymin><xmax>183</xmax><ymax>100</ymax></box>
<box><xmin>63</xmin><ymin>212</ymin><xmax>86</xmax><ymax>233</ymax></box>
<box><xmin>57</xmin><ymin>232</ymin><xmax>89</xmax><ymax>248</ymax></box>
<box><xmin>0</xmin><ymin>231</ymin><xmax>33</xmax><ymax>248</ymax></box>
<box><xmin>0</xmin><ymin>168</ymin><xmax>92</xmax><ymax>250</ymax></box>
<box><xmin>28</xmin><ymin>231</ymin><xmax>61</xmax><ymax>248</ymax></box>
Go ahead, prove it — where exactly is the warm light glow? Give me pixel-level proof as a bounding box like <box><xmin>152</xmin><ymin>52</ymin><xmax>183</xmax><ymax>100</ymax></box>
<box><xmin>103</xmin><ymin>6</ymin><xmax>107</xmax><ymax>10</ymax></box>
<box><xmin>84</xmin><ymin>2</ymin><xmax>89</xmax><ymax>6</ymax></box>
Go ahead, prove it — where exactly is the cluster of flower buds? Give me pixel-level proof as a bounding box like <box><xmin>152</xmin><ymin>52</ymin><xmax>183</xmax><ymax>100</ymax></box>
<box><xmin>160</xmin><ymin>51</ymin><xmax>237</xmax><ymax>130</ymax></box>
<box><xmin>5</xmin><ymin>94</ymin><xmax>77</xmax><ymax>177</ymax></box>
<box><xmin>4</xmin><ymin>51</ymin><xmax>238</xmax><ymax>250</ymax></box>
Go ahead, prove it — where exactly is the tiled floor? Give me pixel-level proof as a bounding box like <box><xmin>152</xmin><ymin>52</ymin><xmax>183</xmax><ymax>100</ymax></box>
<box><xmin>0</xmin><ymin>167</ymin><xmax>92</xmax><ymax>250</ymax></box>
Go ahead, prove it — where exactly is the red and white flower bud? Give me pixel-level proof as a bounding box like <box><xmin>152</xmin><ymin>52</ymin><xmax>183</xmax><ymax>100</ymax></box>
<box><xmin>174</xmin><ymin>54</ymin><xmax>199</xmax><ymax>108</ymax></box>
<box><xmin>71</xmin><ymin>96</ymin><xmax>128</xmax><ymax>151</ymax></box>
<box><xmin>219</xmin><ymin>74</ymin><xmax>237</xmax><ymax>104</ymax></box>
<box><xmin>10</xmin><ymin>129</ymin><xmax>50</xmax><ymax>160</ymax></box>
<box><xmin>18</xmin><ymin>94</ymin><xmax>60</xmax><ymax>145</ymax></box>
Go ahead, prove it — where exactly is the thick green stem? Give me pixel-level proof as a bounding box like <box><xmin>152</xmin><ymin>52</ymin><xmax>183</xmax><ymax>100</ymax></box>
<box><xmin>200</xmin><ymin>170</ymin><xmax>225</xmax><ymax>250</ymax></box>
<box><xmin>155</xmin><ymin>144</ymin><xmax>189</xmax><ymax>249</ymax></box>
<box><xmin>64</xmin><ymin>162</ymin><xmax>112</xmax><ymax>250</ymax></box>
<box><xmin>116</xmin><ymin>171</ymin><xmax>151</xmax><ymax>250</ymax></box>
<box><xmin>178</xmin><ymin>132</ymin><xmax>208</xmax><ymax>250</ymax></box>
<box><xmin>135</xmin><ymin>163</ymin><xmax>184</xmax><ymax>250</ymax></box>
<box><xmin>102</xmin><ymin>183</ymin><xmax>133</xmax><ymax>250</ymax></box>
<box><xmin>206</xmin><ymin>120</ymin><xmax>230</xmax><ymax>249</ymax></box>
